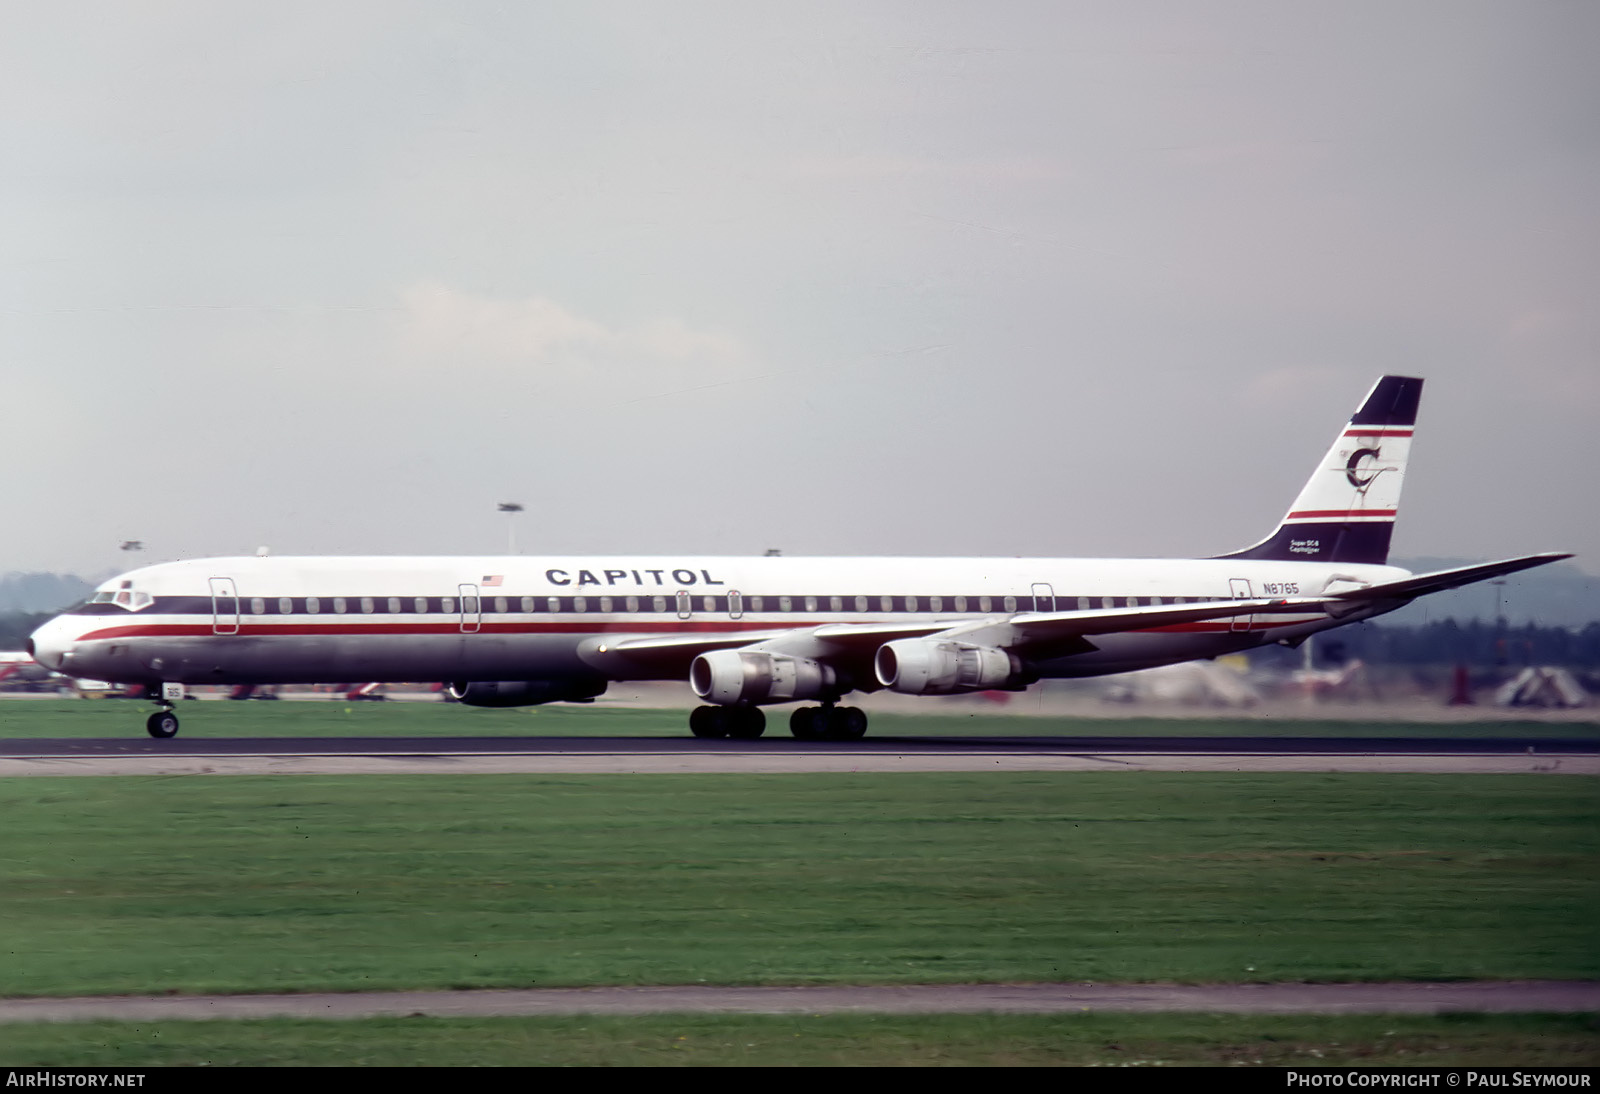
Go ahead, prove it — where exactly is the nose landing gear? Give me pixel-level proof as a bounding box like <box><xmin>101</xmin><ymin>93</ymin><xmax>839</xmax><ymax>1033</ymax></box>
<box><xmin>145</xmin><ymin>682</ymin><xmax>185</xmax><ymax>738</ymax></box>
<box><xmin>145</xmin><ymin>709</ymin><xmax>180</xmax><ymax>739</ymax></box>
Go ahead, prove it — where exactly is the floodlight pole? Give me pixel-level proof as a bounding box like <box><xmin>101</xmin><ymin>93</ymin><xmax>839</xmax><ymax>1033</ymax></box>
<box><xmin>498</xmin><ymin>503</ymin><xmax>525</xmax><ymax>555</ymax></box>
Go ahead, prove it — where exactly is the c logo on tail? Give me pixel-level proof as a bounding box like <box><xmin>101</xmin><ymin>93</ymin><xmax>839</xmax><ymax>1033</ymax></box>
<box><xmin>1345</xmin><ymin>447</ymin><xmax>1382</xmax><ymax>488</ymax></box>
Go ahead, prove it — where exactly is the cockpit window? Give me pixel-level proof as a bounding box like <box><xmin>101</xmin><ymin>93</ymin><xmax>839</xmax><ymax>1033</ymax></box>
<box><xmin>87</xmin><ymin>589</ymin><xmax>153</xmax><ymax>612</ymax></box>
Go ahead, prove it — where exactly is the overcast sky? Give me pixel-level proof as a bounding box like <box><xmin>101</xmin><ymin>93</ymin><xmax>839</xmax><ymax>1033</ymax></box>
<box><xmin>4</xmin><ymin>1</ymin><xmax>1595</xmax><ymax>578</ymax></box>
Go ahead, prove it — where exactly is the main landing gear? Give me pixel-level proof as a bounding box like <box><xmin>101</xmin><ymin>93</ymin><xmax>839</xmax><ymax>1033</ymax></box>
<box><xmin>789</xmin><ymin>704</ymin><xmax>867</xmax><ymax>741</ymax></box>
<box><xmin>687</xmin><ymin>703</ymin><xmax>869</xmax><ymax>741</ymax></box>
<box><xmin>689</xmin><ymin>705</ymin><xmax>766</xmax><ymax>739</ymax></box>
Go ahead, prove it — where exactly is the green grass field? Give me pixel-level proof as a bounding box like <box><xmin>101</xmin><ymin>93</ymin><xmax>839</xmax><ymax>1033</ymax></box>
<box><xmin>1</xmin><ymin>773</ymin><xmax>1595</xmax><ymax>998</ymax></box>
<box><xmin>1</xmin><ymin>1013</ymin><xmax>1596</xmax><ymax>1067</ymax></box>
<box><xmin>2</xmin><ymin>697</ymin><xmax>1596</xmax><ymax>739</ymax></box>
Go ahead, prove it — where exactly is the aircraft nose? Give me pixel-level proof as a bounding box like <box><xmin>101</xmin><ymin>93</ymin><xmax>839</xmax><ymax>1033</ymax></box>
<box><xmin>28</xmin><ymin>617</ymin><xmax>74</xmax><ymax>672</ymax></box>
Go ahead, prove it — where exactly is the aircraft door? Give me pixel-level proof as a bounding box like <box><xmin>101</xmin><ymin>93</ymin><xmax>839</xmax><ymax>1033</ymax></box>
<box><xmin>209</xmin><ymin>577</ymin><xmax>240</xmax><ymax>636</ymax></box>
<box><xmin>1031</xmin><ymin>583</ymin><xmax>1055</xmax><ymax>613</ymax></box>
<box><xmin>1228</xmin><ymin>578</ymin><xmax>1253</xmax><ymax>632</ymax></box>
<box><xmin>458</xmin><ymin>583</ymin><xmax>481</xmax><ymax>633</ymax></box>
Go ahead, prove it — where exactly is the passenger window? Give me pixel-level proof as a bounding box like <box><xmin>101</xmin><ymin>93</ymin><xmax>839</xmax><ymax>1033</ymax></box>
<box><xmin>905</xmin><ymin>596</ymin><xmax>918</xmax><ymax>612</ymax></box>
<box><xmin>779</xmin><ymin>596</ymin><xmax>792</xmax><ymax>611</ymax></box>
<box><xmin>1003</xmin><ymin>596</ymin><xmax>1016</xmax><ymax>612</ymax></box>
<box><xmin>387</xmin><ymin>597</ymin><xmax>400</xmax><ymax>613</ymax></box>
<box><xmin>879</xmin><ymin>596</ymin><xmax>892</xmax><ymax>612</ymax></box>
<box><xmin>442</xmin><ymin>597</ymin><xmax>455</xmax><ymax>614</ymax></box>
<box><xmin>652</xmin><ymin>595</ymin><xmax>666</xmax><ymax>612</ymax></box>
<box><xmin>599</xmin><ymin>597</ymin><xmax>613</xmax><ymax>612</ymax></box>
<box><xmin>279</xmin><ymin>597</ymin><xmax>293</xmax><ymax>614</ymax></box>
<box><xmin>953</xmin><ymin>596</ymin><xmax>967</xmax><ymax>612</ymax></box>
<box><xmin>548</xmin><ymin>597</ymin><xmax>561</xmax><ymax>613</ymax></box>
<box><xmin>1078</xmin><ymin>597</ymin><xmax>1090</xmax><ymax>610</ymax></box>
<box><xmin>805</xmin><ymin>596</ymin><xmax>818</xmax><ymax>612</ymax></box>
<box><xmin>829</xmin><ymin>596</ymin><xmax>842</xmax><ymax>612</ymax></box>
<box><xmin>749</xmin><ymin>596</ymin><xmax>764</xmax><ymax>612</ymax></box>
<box><xmin>623</xmin><ymin>596</ymin><xmax>637</xmax><ymax>612</ymax></box>
<box><xmin>307</xmin><ymin>597</ymin><xmax>320</xmax><ymax>614</ymax></box>
<box><xmin>573</xmin><ymin>597</ymin><xmax>586</xmax><ymax>613</ymax></box>
<box><xmin>361</xmin><ymin>597</ymin><xmax>375</xmax><ymax>614</ymax></box>
<box><xmin>929</xmin><ymin>596</ymin><xmax>943</xmax><ymax>612</ymax></box>
<box><xmin>702</xmin><ymin>596</ymin><xmax>716</xmax><ymax>612</ymax></box>
<box><xmin>494</xmin><ymin>596</ymin><xmax>506</xmax><ymax>613</ymax></box>
<box><xmin>251</xmin><ymin>598</ymin><xmax>266</xmax><ymax>614</ymax></box>
<box><xmin>979</xmin><ymin>596</ymin><xmax>991</xmax><ymax>612</ymax></box>
<box><xmin>333</xmin><ymin>597</ymin><xmax>347</xmax><ymax>614</ymax></box>
<box><xmin>415</xmin><ymin>597</ymin><xmax>428</xmax><ymax>613</ymax></box>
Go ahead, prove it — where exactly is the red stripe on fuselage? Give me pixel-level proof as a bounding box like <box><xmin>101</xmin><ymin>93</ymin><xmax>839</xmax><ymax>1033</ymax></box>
<box><xmin>76</xmin><ymin>619</ymin><xmax>820</xmax><ymax>642</ymax></box>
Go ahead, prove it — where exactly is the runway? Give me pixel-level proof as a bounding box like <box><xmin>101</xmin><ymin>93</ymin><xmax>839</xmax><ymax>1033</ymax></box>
<box><xmin>2</xmin><ymin>980</ymin><xmax>1596</xmax><ymax>1023</ymax></box>
<box><xmin>1</xmin><ymin>735</ymin><xmax>1595</xmax><ymax>775</ymax></box>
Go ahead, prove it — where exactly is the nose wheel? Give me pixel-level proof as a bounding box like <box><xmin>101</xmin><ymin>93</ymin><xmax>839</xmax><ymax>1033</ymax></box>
<box><xmin>146</xmin><ymin>708</ymin><xmax>180</xmax><ymax>739</ymax></box>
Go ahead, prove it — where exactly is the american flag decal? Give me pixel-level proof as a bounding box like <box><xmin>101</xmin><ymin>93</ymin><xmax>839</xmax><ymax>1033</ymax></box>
<box><xmin>482</xmin><ymin>575</ymin><xmax>503</xmax><ymax>587</ymax></box>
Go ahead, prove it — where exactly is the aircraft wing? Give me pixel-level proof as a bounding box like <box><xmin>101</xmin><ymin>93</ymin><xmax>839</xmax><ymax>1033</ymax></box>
<box><xmin>1324</xmin><ymin>553</ymin><xmax>1572</xmax><ymax>603</ymax></box>
<box><xmin>581</xmin><ymin>557</ymin><xmax>1565</xmax><ymax>679</ymax></box>
<box><xmin>588</xmin><ymin>598</ymin><xmax>1298</xmax><ymax>673</ymax></box>
<box><xmin>589</xmin><ymin>622</ymin><xmax>953</xmax><ymax>673</ymax></box>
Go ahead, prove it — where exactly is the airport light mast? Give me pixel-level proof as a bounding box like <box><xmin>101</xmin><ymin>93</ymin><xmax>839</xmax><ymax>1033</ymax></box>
<box><xmin>498</xmin><ymin>502</ymin><xmax>524</xmax><ymax>554</ymax></box>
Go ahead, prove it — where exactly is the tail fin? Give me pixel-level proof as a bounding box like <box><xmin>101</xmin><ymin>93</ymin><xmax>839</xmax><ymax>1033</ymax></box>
<box><xmin>1216</xmin><ymin>375</ymin><xmax>1422</xmax><ymax>565</ymax></box>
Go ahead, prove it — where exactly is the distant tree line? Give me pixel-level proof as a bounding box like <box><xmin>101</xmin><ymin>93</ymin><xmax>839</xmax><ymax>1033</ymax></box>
<box><xmin>1256</xmin><ymin>620</ymin><xmax>1600</xmax><ymax>671</ymax></box>
<box><xmin>0</xmin><ymin>613</ymin><xmax>50</xmax><ymax>650</ymax></box>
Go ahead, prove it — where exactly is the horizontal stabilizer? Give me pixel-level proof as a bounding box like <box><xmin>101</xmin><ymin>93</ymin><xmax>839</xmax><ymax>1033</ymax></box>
<box><xmin>1331</xmin><ymin>553</ymin><xmax>1573</xmax><ymax>603</ymax></box>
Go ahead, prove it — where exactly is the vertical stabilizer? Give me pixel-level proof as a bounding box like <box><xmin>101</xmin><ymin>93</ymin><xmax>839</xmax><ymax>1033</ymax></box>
<box><xmin>1216</xmin><ymin>376</ymin><xmax>1422</xmax><ymax>565</ymax></box>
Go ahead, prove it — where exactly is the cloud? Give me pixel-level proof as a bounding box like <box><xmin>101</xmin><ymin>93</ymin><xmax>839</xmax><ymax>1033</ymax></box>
<box><xmin>395</xmin><ymin>283</ymin><xmax>750</xmax><ymax>382</ymax></box>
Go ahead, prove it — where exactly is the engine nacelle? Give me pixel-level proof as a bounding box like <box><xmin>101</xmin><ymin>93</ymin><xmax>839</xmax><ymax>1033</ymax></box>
<box><xmin>874</xmin><ymin>639</ymin><xmax>1024</xmax><ymax>696</ymax></box>
<box><xmin>690</xmin><ymin>650</ymin><xmax>838</xmax><ymax>705</ymax></box>
<box><xmin>447</xmin><ymin>678</ymin><xmax>607</xmax><ymax>707</ymax></box>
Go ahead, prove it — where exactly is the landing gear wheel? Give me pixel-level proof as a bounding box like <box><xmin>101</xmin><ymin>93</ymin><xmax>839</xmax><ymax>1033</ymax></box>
<box><xmin>146</xmin><ymin>711</ymin><xmax>180</xmax><ymax>739</ymax></box>
<box><xmin>806</xmin><ymin>705</ymin><xmax>868</xmax><ymax>741</ymax></box>
<box><xmin>836</xmin><ymin>706</ymin><xmax>868</xmax><ymax>740</ymax></box>
<box><xmin>725</xmin><ymin>707</ymin><xmax>766</xmax><ymax>739</ymax></box>
<box><xmin>689</xmin><ymin>705</ymin><xmax>726</xmax><ymax>739</ymax></box>
<box><xmin>790</xmin><ymin>706</ymin><xmax>823</xmax><ymax>740</ymax></box>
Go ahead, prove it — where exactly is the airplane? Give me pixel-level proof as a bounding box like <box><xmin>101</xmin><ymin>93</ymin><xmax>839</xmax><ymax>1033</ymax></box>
<box><xmin>27</xmin><ymin>375</ymin><xmax>1570</xmax><ymax>740</ymax></box>
<box><xmin>0</xmin><ymin>651</ymin><xmax>55</xmax><ymax>691</ymax></box>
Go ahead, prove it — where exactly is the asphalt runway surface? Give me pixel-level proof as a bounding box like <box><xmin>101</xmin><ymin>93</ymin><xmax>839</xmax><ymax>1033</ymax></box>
<box><xmin>3</xmin><ymin>981</ymin><xmax>1598</xmax><ymax>1023</ymax></box>
<box><xmin>0</xmin><ymin>734</ymin><xmax>1596</xmax><ymax>775</ymax></box>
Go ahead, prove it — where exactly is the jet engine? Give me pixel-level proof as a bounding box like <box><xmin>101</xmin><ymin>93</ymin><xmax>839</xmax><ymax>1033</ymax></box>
<box><xmin>874</xmin><ymin>638</ymin><xmax>1026</xmax><ymax>696</ymax></box>
<box><xmin>690</xmin><ymin>650</ymin><xmax>838</xmax><ymax>705</ymax></box>
<box><xmin>447</xmin><ymin>678</ymin><xmax>608</xmax><ymax>707</ymax></box>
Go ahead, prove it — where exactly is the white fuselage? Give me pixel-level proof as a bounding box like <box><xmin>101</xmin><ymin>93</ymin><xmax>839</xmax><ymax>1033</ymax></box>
<box><xmin>30</xmin><ymin>553</ymin><xmax>1404</xmax><ymax>691</ymax></box>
